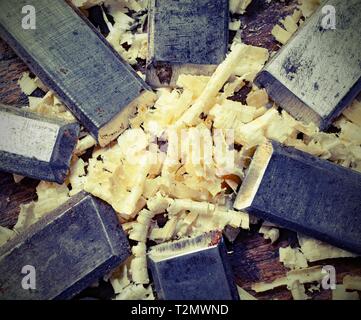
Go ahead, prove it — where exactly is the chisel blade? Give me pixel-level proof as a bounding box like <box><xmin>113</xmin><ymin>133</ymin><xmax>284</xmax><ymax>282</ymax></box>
<box><xmin>147</xmin><ymin>0</ymin><xmax>229</xmax><ymax>87</ymax></box>
<box><xmin>234</xmin><ymin>141</ymin><xmax>361</xmax><ymax>254</ymax></box>
<box><xmin>0</xmin><ymin>0</ymin><xmax>155</xmax><ymax>147</ymax></box>
<box><xmin>0</xmin><ymin>104</ymin><xmax>79</xmax><ymax>184</ymax></box>
<box><xmin>0</xmin><ymin>191</ymin><xmax>130</xmax><ymax>300</ymax></box>
<box><xmin>255</xmin><ymin>0</ymin><xmax>361</xmax><ymax>130</ymax></box>
<box><xmin>148</xmin><ymin>231</ymin><xmax>239</xmax><ymax>300</ymax></box>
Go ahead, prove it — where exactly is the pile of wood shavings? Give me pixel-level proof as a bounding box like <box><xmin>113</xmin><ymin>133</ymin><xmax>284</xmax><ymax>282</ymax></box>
<box><xmin>1</xmin><ymin>0</ymin><xmax>361</xmax><ymax>300</ymax></box>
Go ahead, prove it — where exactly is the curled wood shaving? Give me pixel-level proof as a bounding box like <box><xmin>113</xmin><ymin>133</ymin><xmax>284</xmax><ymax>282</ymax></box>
<box><xmin>252</xmin><ymin>266</ymin><xmax>324</xmax><ymax>300</ymax></box>
<box><xmin>174</xmin><ymin>44</ymin><xmax>249</xmax><ymax>128</ymax></box>
<box><xmin>279</xmin><ymin>246</ymin><xmax>308</xmax><ymax>270</ymax></box>
<box><xmin>298</xmin><ymin>234</ymin><xmax>358</xmax><ymax>262</ymax></box>
<box><xmin>259</xmin><ymin>225</ymin><xmax>280</xmax><ymax>244</ymax></box>
<box><xmin>14</xmin><ymin>182</ymin><xmax>70</xmax><ymax>233</ymax></box>
<box><xmin>0</xmin><ymin>226</ymin><xmax>16</xmax><ymax>247</ymax></box>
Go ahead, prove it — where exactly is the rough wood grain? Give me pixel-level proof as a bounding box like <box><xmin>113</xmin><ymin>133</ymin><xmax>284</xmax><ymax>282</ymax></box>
<box><xmin>238</xmin><ymin>0</ymin><xmax>298</xmax><ymax>51</ymax></box>
<box><xmin>0</xmin><ymin>40</ymin><xmax>28</xmax><ymax>106</ymax></box>
<box><xmin>229</xmin><ymin>229</ymin><xmax>361</xmax><ymax>300</ymax></box>
<box><xmin>0</xmin><ymin>173</ymin><xmax>38</xmax><ymax>229</ymax></box>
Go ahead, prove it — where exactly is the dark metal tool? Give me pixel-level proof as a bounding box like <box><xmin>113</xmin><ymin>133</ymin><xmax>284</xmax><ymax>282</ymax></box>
<box><xmin>0</xmin><ymin>191</ymin><xmax>130</xmax><ymax>300</ymax></box>
<box><xmin>148</xmin><ymin>231</ymin><xmax>239</xmax><ymax>300</ymax></box>
<box><xmin>0</xmin><ymin>0</ymin><xmax>154</xmax><ymax>147</ymax></box>
<box><xmin>255</xmin><ymin>0</ymin><xmax>361</xmax><ymax>130</ymax></box>
<box><xmin>233</xmin><ymin>141</ymin><xmax>361</xmax><ymax>254</ymax></box>
<box><xmin>0</xmin><ymin>104</ymin><xmax>79</xmax><ymax>184</ymax></box>
<box><xmin>147</xmin><ymin>0</ymin><xmax>229</xmax><ymax>87</ymax></box>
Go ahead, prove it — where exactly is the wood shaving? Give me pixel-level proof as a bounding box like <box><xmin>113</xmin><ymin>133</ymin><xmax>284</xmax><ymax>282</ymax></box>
<box><xmin>279</xmin><ymin>246</ymin><xmax>308</xmax><ymax>270</ymax></box>
<box><xmin>14</xmin><ymin>182</ymin><xmax>70</xmax><ymax>233</ymax></box>
<box><xmin>75</xmin><ymin>134</ymin><xmax>97</xmax><ymax>156</ymax></box>
<box><xmin>289</xmin><ymin>281</ymin><xmax>309</xmax><ymax>300</ymax></box>
<box><xmin>298</xmin><ymin>234</ymin><xmax>358</xmax><ymax>262</ymax></box>
<box><xmin>252</xmin><ymin>266</ymin><xmax>324</xmax><ymax>300</ymax></box>
<box><xmin>26</xmin><ymin>91</ymin><xmax>76</xmax><ymax>122</ymax></box>
<box><xmin>232</xmin><ymin>43</ymin><xmax>269</xmax><ymax>81</ymax></box>
<box><xmin>18</xmin><ymin>72</ymin><xmax>37</xmax><ymax>95</ymax></box>
<box><xmin>259</xmin><ymin>225</ymin><xmax>280</xmax><ymax>244</ymax></box>
<box><xmin>229</xmin><ymin>0</ymin><xmax>253</xmax><ymax>14</ymax></box>
<box><xmin>0</xmin><ymin>226</ymin><xmax>16</xmax><ymax>247</ymax></box>
<box><xmin>246</xmin><ymin>88</ymin><xmax>269</xmax><ymax>108</ymax></box>
<box><xmin>299</xmin><ymin>0</ymin><xmax>321</xmax><ymax>18</ymax></box>
<box><xmin>343</xmin><ymin>100</ymin><xmax>361</xmax><ymax>126</ymax></box>
<box><xmin>174</xmin><ymin>44</ymin><xmax>250</xmax><ymax>128</ymax></box>
<box><xmin>271</xmin><ymin>8</ymin><xmax>303</xmax><ymax>45</ymax></box>
<box><xmin>343</xmin><ymin>275</ymin><xmax>361</xmax><ymax>291</ymax></box>
<box><xmin>237</xmin><ymin>286</ymin><xmax>258</xmax><ymax>300</ymax></box>
<box><xmin>332</xmin><ymin>285</ymin><xmax>359</xmax><ymax>300</ymax></box>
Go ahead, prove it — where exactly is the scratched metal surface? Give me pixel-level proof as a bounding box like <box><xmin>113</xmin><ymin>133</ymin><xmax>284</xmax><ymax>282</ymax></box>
<box><xmin>148</xmin><ymin>0</ymin><xmax>228</xmax><ymax>65</ymax></box>
<box><xmin>0</xmin><ymin>192</ymin><xmax>130</xmax><ymax>300</ymax></box>
<box><xmin>0</xmin><ymin>0</ymin><xmax>361</xmax><ymax>300</ymax></box>
<box><xmin>146</xmin><ymin>0</ymin><xmax>229</xmax><ymax>87</ymax></box>
<box><xmin>235</xmin><ymin>141</ymin><xmax>361</xmax><ymax>255</ymax></box>
<box><xmin>255</xmin><ymin>0</ymin><xmax>361</xmax><ymax>129</ymax></box>
<box><xmin>148</xmin><ymin>232</ymin><xmax>239</xmax><ymax>300</ymax></box>
<box><xmin>0</xmin><ymin>0</ymin><xmax>150</xmax><ymax>141</ymax></box>
<box><xmin>0</xmin><ymin>104</ymin><xmax>80</xmax><ymax>183</ymax></box>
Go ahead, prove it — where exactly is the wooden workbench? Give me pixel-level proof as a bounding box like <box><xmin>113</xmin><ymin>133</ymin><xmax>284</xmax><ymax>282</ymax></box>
<box><xmin>0</xmin><ymin>0</ymin><xmax>360</xmax><ymax>300</ymax></box>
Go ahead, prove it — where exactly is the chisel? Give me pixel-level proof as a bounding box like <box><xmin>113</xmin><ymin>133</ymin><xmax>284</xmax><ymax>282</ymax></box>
<box><xmin>233</xmin><ymin>141</ymin><xmax>361</xmax><ymax>254</ymax></box>
<box><xmin>148</xmin><ymin>231</ymin><xmax>239</xmax><ymax>300</ymax></box>
<box><xmin>0</xmin><ymin>191</ymin><xmax>130</xmax><ymax>300</ymax></box>
<box><xmin>255</xmin><ymin>0</ymin><xmax>361</xmax><ymax>130</ymax></box>
<box><xmin>0</xmin><ymin>0</ymin><xmax>155</xmax><ymax>147</ymax></box>
<box><xmin>0</xmin><ymin>104</ymin><xmax>79</xmax><ymax>184</ymax></box>
<box><xmin>147</xmin><ymin>0</ymin><xmax>229</xmax><ymax>87</ymax></box>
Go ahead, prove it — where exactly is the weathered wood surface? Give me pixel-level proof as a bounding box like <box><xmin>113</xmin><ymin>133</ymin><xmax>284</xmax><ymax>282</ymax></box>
<box><xmin>1</xmin><ymin>0</ymin><xmax>361</xmax><ymax>300</ymax></box>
